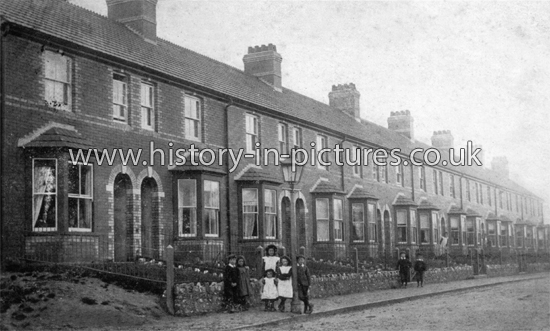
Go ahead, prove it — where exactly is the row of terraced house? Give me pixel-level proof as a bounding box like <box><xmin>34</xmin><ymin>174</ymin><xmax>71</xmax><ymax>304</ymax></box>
<box><xmin>0</xmin><ymin>0</ymin><xmax>548</xmax><ymax>266</ymax></box>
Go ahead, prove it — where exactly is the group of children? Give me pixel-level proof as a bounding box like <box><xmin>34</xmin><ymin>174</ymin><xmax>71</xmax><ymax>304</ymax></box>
<box><xmin>396</xmin><ymin>252</ymin><xmax>428</xmax><ymax>288</ymax></box>
<box><xmin>223</xmin><ymin>244</ymin><xmax>313</xmax><ymax>314</ymax></box>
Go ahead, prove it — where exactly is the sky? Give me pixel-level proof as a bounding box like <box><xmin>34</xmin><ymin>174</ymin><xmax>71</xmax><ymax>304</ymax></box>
<box><xmin>70</xmin><ymin>0</ymin><xmax>550</xmax><ymax>222</ymax></box>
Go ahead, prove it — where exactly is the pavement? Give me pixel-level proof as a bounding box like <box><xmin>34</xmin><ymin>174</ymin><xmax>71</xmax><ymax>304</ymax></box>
<box><xmin>174</xmin><ymin>272</ymin><xmax>549</xmax><ymax>331</ymax></box>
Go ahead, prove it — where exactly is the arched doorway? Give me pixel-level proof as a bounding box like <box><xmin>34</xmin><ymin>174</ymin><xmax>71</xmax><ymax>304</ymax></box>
<box><xmin>281</xmin><ymin>197</ymin><xmax>291</xmax><ymax>252</ymax></box>
<box><xmin>114</xmin><ymin>174</ymin><xmax>133</xmax><ymax>261</ymax></box>
<box><xmin>141</xmin><ymin>177</ymin><xmax>158</xmax><ymax>259</ymax></box>
<box><xmin>296</xmin><ymin>199</ymin><xmax>306</xmax><ymax>250</ymax></box>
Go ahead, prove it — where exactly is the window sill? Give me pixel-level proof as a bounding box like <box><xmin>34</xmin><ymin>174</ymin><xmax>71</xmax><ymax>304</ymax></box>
<box><xmin>68</xmin><ymin>228</ymin><xmax>92</xmax><ymax>233</ymax></box>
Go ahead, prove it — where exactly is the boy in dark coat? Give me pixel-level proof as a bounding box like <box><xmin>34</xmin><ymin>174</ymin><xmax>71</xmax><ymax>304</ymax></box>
<box><xmin>413</xmin><ymin>253</ymin><xmax>428</xmax><ymax>287</ymax></box>
<box><xmin>396</xmin><ymin>252</ymin><xmax>412</xmax><ymax>287</ymax></box>
<box><xmin>297</xmin><ymin>255</ymin><xmax>314</xmax><ymax>314</ymax></box>
<box><xmin>223</xmin><ymin>254</ymin><xmax>239</xmax><ymax>313</ymax></box>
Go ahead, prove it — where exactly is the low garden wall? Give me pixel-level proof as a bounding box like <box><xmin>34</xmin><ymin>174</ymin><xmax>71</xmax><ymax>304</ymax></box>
<box><xmin>173</xmin><ymin>263</ymin><xmax>549</xmax><ymax>316</ymax></box>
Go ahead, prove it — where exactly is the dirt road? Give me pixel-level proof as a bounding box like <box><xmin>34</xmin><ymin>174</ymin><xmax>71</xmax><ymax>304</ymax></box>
<box><xmin>258</xmin><ymin>276</ymin><xmax>550</xmax><ymax>331</ymax></box>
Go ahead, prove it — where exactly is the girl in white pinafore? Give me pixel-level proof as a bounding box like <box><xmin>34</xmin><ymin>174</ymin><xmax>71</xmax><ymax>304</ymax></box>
<box><xmin>261</xmin><ymin>269</ymin><xmax>279</xmax><ymax>311</ymax></box>
<box><xmin>276</xmin><ymin>256</ymin><xmax>293</xmax><ymax>312</ymax></box>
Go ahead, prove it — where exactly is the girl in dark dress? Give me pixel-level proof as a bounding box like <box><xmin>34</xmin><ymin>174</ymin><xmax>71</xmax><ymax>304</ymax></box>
<box><xmin>396</xmin><ymin>252</ymin><xmax>412</xmax><ymax>287</ymax></box>
<box><xmin>236</xmin><ymin>255</ymin><xmax>253</xmax><ymax>310</ymax></box>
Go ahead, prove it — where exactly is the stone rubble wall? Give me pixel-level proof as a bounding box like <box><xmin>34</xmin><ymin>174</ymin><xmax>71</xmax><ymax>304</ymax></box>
<box><xmin>173</xmin><ymin>263</ymin><xmax>549</xmax><ymax>316</ymax></box>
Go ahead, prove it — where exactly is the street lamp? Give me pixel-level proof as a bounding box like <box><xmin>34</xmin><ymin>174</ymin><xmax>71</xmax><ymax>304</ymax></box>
<box><xmin>280</xmin><ymin>158</ymin><xmax>304</xmax><ymax>314</ymax></box>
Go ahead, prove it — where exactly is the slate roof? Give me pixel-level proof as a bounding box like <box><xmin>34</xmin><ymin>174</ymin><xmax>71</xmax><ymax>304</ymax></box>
<box><xmin>311</xmin><ymin>181</ymin><xmax>345</xmax><ymax>194</ymax></box>
<box><xmin>235</xmin><ymin>167</ymin><xmax>283</xmax><ymax>184</ymax></box>
<box><xmin>448</xmin><ymin>206</ymin><xmax>466</xmax><ymax>214</ymax></box>
<box><xmin>0</xmin><ymin>0</ymin><xmax>539</xmax><ymax>199</ymax></box>
<box><xmin>21</xmin><ymin>127</ymin><xmax>93</xmax><ymax>149</ymax></box>
<box><xmin>418</xmin><ymin>200</ymin><xmax>440</xmax><ymax>210</ymax></box>
<box><xmin>348</xmin><ymin>187</ymin><xmax>378</xmax><ymax>200</ymax></box>
<box><xmin>393</xmin><ymin>196</ymin><xmax>417</xmax><ymax>206</ymax></box>
<box><xmin>465</xmin><ymin>208</ymin><xmax>482</xmax><ymax>217</ymax></box>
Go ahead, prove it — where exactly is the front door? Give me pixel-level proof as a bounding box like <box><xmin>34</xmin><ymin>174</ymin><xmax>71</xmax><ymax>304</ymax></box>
<box><xmin>141</xmin><ymin>178</ymin><xmax>154</xmax><ymax>258</ymax></box>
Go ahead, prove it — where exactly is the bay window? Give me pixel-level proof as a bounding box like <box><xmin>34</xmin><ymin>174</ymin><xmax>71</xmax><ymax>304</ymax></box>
<box><xmin>351</xmin><ymin>203</ymin><xmax>364</xmax><ymax>242</ymax></box>
<box><xmin>316</xmin><ymin>198</ymin><xmax>330</xmax><ymax>242</ymax></box>
<box><xmin>411</xmin><ymin>211</ymin><xmax>417</xmax><ymax>244</ymax></box>
<box><xmin>264</xmin><ymin>189</ymin><xmax>277</xmax><ymax>239</ymax></box>
<box><xmin>466</xmin><ymin>219</ymin><xmax>475</xmax><ymax>246</ymax></box>
<box><xmin>368</xmin><ymin>204</ymin><xmax>376</xmax><ymax>242</ymax></box>
<box><xmin>333</xmin><ymin>199</ymin><xmax>343</xmax><ymax>241</ymax></box>
<box><xmin>450</xmin><ymin>217</ymin><xmax>459</xmax><ymax>245</ymax></box>
<box><xmin>397</xmin><ymin>210</ymin><xmax>407</xmax><ymax>243</ymax></box>
<box><xmin>487</xmin><ymin>222</ymin><xmax>497</xmax><ymax>246</ymax></box>
<box><xmin>32</xmin><ymin>159</ymin><xmax>58</xmax><ymax>231</ymax></box>
<box><xmin>178</xmin><ymin>179</ymin><xmax>197</xmax><ymax>237</ymax></box>
<box><xmin>499</xmin><ymin>223</ymin><xmax>508</xmax><ymax>247</ymax></box>
<box><xmin>242</xmin><ymin>188</ymin><xmax>259</xmax><ymax>239</ymax></box>
<box><xmin>420</xmin><ymin>214</ymin><xmax>430</xmax><ymax>244</ymax></box>
<box><xmin>203</xmin><ymin>180</ymin><xmax>220</xmax><ymax>237</ymax></box>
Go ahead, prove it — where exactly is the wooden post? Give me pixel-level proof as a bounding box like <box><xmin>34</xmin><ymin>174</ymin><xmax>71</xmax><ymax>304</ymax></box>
<box><xmin>354</xmin><ymin>247</ymin><xmax>359</xmax><ymax>274</ymax></box>
<box><xmin>166</xmin><ymin>245</ymin><xmax>175</xmax><ymax>315</ymax></box>
<box><xmin>257</xmin><ymin>245</ymin><xmax>264</xmax><ymax>279</ymax></box>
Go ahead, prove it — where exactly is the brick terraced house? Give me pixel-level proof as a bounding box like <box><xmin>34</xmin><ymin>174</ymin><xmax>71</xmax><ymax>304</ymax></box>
<box><xmin>0</xmin><ymin>0</ymin><xmax>548</xmax><ymax>265</ymax></box>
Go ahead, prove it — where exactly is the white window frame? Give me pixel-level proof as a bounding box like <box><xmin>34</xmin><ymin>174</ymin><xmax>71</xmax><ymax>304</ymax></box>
<box><xmin>264</xmin><ymin>189</ymin><xmax>277</xmax><ymax>239</ymax></box>
<box><xmin>32</xmin><ymin>158</ymin><xmax>58</xmax><ymax>232</ymax></box>
<box><xmin>203</xmin><ymin>180</ymin><xmax>220</xmax><ymax>237</ymax></box>
<box><xmin>450</xmin><ymin>217</ymin><xmax>459</xmax><ymax>245</ymax></box>
<box><xmin>245</xmin><ymin>114</ymin><xmax>259</xmax><ymax>154</ymax></box>
<box><xmin>397</xmin><ymin>210</ymin><xmax>407</xmax><ymax>244</ymax></box>
<box><xmin>396</xmin><ymin>164</ymin><xmax>403</xmax><ymax>185</ymax></box>
<box><xmin>141</xmin><ymin>82</ymin><xmax>155</xmax><ymax>131</ymax></box>
<box><xmin>420</xmin><ymin>213</ymin><xmax>430</xmax><ymax>244</ymax></box>
<box><xmin>368</xmin><ymin>204</ymin><xmax>376</xmax><ymax>243</ymax></box>
<box><xmin>44</xmin><ymin>50</ymin><xmax>71</xmax><ymax>111</ymax></box>
<box><xmin>184</xmin><ymin>95</ymin><xmax>201</xmax><ymax>141</ymax></box>
<box><xmin>419</xmin><ymin>167</ymin><xmax>425</xmax><ymax>191</ymax></box>
<box><xmin>352</xmin><ymin>146</ymin><xmax>361</xmax><ymax>177</ymax></box>
<box><xmin>68</xmin><ymin>162</ymin><xmax>93</xmax><ymax>232</ymax></box>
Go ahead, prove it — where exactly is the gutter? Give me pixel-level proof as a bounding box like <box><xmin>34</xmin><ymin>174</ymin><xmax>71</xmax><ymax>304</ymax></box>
<box><xmin>0</xmin><ymin>16</ymin><xmax>9</xmax><ymax>264</ymax></box>
<box><xmin>224</xmin><ymin>99</ymin><xmax>234</xmax><ymax>254</ymax></box>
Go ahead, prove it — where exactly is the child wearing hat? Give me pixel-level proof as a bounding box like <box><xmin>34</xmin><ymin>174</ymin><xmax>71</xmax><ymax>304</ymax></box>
<box><xmin>223</xmin><ymin>254</ymin><xmax>240</xmax><ymax>312</ymax></box>
<box><xmin>276</xmin><ymin>255</ymin><xmax>293</xmax><ymax>312</ymax></box>
<box><xmin>296</xmin><ymin>255</ymin><xmax>314</xmax><ymax>314</ymax></box>
<box><xmin>413</xmin><ymin>253</ymin><xmax>428</xmax><ymax>287</ymax></box>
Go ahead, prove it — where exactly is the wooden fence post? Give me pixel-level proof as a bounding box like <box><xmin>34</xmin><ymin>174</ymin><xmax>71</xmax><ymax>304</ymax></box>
<box><xmin>166</xmin><ymin>245</ymin><xmax>175</xmax><ymax>315</ymax></box>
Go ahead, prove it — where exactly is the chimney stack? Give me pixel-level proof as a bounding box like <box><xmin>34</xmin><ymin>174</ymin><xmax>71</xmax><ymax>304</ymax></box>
<box><xmin>491</xmin><ymin>156</ymin><xmax>509</xmax><ymax>178</ymax></box>
<box><xmin>431</xmin><ymin>130</ymin><xmax>454</xmax><ymax>150</ymax></box>
<box><xmin>106</xmin><ymin>0</ymin><xmax>158</xmax><ymax>43</ymax></box>
<box><xmin>387</xmin><ymin>110</ymin><xmax>414</xmax><ymax>140</ymax></box>
<box><xmin>243</xmin><ymin>44</ymin><xmax>282</xmax><ymax>91</ymax></box>
<box><xmin>474</xmin><ymin>144</ymin><xmax>484</xmax><ymax>166</ymax></box>
<box><xmin>329</xmin><ymin>83</ymin><xmax>361</xmax><ymax>121</ymax></box>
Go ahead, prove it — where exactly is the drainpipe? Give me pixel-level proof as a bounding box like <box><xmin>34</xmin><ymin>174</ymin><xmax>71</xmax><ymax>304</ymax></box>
<box><xmin>224</xmin><ymin>99</ymin><xmax>234</xmax><ymax>254</ymax></box>
<box><xmin>0</xmin><ymin>17</ymin><xmax>8</xmax><ymax>264</ymax></box>
<box><xmin>459</xmin><ymin>176</ymin><xmax>463</xmax><ymax>210</ymax></box>
<box><xmin>410</xmin><ymin>161</ymin><xmax>415</xmax><ymax>202</ymax></box>
<box><xmin>339</xmin><ymin>136</ymin><xmax>347</xmax><ymax>193</ymax></box>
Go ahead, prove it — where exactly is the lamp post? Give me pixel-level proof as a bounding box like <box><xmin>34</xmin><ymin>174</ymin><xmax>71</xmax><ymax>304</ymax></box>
<box><xmin>280</xmin><ymin>158</ymin><xmax>304</xmax><ymax>314</ymax></box>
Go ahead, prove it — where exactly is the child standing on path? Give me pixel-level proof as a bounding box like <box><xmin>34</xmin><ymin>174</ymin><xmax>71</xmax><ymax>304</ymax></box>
<box><xmin>297</xmin><ymin>255</ymin><xmax>314</xmax><ymax>314</ymax></box>
<box><xmin>261</xmin><ymin>269</ymin><xmax>279</xmax><ymax>311</ymax></box>
<box><xmin>396</xmin><ymin>252</ymin><xmax>412</xmax><ymax>288</ymax></box>
<box><xmin>276</xmin><ymin>256</ymin><xmax>293</xmax><ymax>312</ymax></box>
<box><xmin>262</xmin><ymin>244</ymin><xmax>280</xmax><ymax>276</ymax></box>
<box><xmin>413</xmin><ymin>253</ymin><xmax>428</xmax><ymax>287</ymax></box>
<box><xmin>223</xmin><ymin>254</ymin><xmax>240</xmax><ymax>313</ymax></box>
<box><xmin>236</xmin><ymin>256</ymin><xmax>253</xmax><ymax>310</ymax></box>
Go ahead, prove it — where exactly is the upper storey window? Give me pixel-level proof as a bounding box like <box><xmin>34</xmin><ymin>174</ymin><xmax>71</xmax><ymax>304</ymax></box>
<box><xmin>245</xmin><ymin>114</ymin><xmax>259</xmax><ymax>154</ymax></box>
<box><xmin>141</xmin><ymin>83</ymin><xmax>155</xmax><ymax>131</ymax></box>
<box><xmin>44</xmin><ymin>51</ymin><xmax>72</xmax><ymax>110</ymax></box>
<box><xmin>112</xmin><ymin>74</ymin><xmax>128</xmax><ymax>123</ymax></box>
<box><xmin>185</xmin><ymin>96</ymin><xmax>201</xmax><ymax>141</ymax></box>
